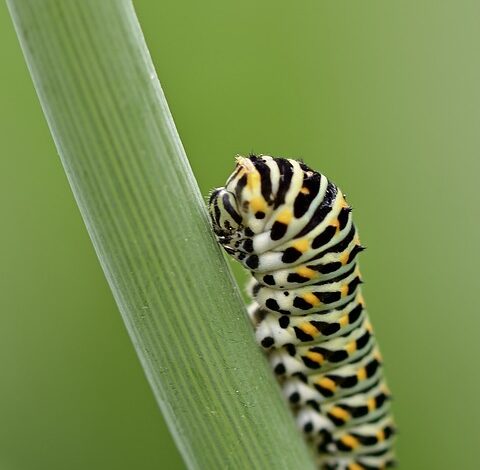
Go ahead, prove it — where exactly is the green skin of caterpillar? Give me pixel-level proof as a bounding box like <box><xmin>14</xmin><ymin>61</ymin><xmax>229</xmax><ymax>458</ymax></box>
<box><xmin>208</xmin><ymin>155</ymin><xmax>396</xmax><ymax>470</ymax></box>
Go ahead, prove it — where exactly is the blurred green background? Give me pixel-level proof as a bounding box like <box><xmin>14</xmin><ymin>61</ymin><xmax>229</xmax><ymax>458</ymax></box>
<box><xmin>1</xmin><ymin>1</ymin><xmax>479</xmax><ymax>468</ymax></box>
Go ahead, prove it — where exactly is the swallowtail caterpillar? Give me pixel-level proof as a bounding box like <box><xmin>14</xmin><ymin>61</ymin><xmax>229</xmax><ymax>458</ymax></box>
<box><xmin>208</xmin><ymin>155</ymin><xmax>396</xmax><ymax>470</ymax></box>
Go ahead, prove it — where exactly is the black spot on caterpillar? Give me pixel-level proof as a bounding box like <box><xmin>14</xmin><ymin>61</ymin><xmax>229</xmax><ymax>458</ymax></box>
<box><xmin>208</xmin><ymin>155</ymin><xmax>396</xmax><ymax>469</ymax></box>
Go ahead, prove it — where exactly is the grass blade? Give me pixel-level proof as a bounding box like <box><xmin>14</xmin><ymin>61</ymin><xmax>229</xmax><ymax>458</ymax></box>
<box><xmin>6</xmin><ymin>1</ymin><xmax>315</xmax><ymax>468</ymax></box>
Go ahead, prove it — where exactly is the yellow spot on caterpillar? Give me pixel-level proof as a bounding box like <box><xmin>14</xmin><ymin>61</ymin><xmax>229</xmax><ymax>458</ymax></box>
<box><xmin>276</xmin><ymin>209</ymin><xmax>292</xmax><ymax>225</ymax></box>
<box><xmin>339</xmin><ymin>251</ymin><xmax>349</xmax><ymax>265</ymax></box>
<box><xmin>348</xmin><ymin>463</ymin><xmax>363</xmax><ymax>470</ymax></box>
<box><xmin>376</xmin><ymin>429</ymin><xmax>386</xmax><ymax>442</ymax></box>
<box><xmin>317</xmin><ymin>377</ymin><xmax>336</xmax><ymax>392</ymax></box>
<box><xmin>367</xmin><ymin>397</ymin><xmax>376</xmax><ymax>411</ymax></box>
<box><xmin>306</xmin><ymin>351</ymin><xmax>324</xmax><ymax>364</ymax></box>
<box><xmin>340</xmin><ymin>434</ymin><xmax>359</xmax><ymax>449</ymax></box>
<box><xmin>339</xmin><ymin>315</ymin><xmax>349</xmax><ymax>327</ymax></box>
<box><xmin>245</xmin><ymin>166</ymin><xmax>260</xmax><ymax>190</ymax></box>
<box><xmin>300</xmin><ymin>187</ymin><xmax>310</xmax><ymax>195</ymax></box>
<box><xmin>303</xmin><ymin>292</ymin><xmax>320</xmax><ymax>306</ymax></box>
<box><xmin>365</xmin><ymin>320</ymin><xmax>373</xmax><ymax>333</ymax></box>
<box><xmin>346</xmin><ymin>342</ymin><xmax>357</xmax><ymax>354</ymax></box>
<box><xmin>296</xmin><ymin>266</ymin><xmax>316</xmax><ymax>279</ymax></box>
<box><xmin>357</xmin><ymin>368</ymin><xmax>367</xmax><ymax>381</ymax></box>
<box><xmin>358</xmin><ymin>294</ymin><xmax>366</xmax><ymax>306</ymax></box>
<box><xmin>300</xmin><ymin>322</ymin><xmax>319</xmax><ymax>336</ymax></box>
<box><xmin>331</xmin><ymin>219</ymin><xmax>340</xmax><ymax>230</ymax></box>
<box><xmin>329</xmin><ymin>406</ymin><xmax>350</xmax><ymax>421</ymax></box>
<box><xmin>340</xmin><ymin>284</ymin><xmax>349</xmax><ymax>296</ymax></box>
<box><xmin>292</xmin><ymin>239</ymin><xmax>309</xmax><ymax>252</ymax></box>
<box><xmin>250</xmin><ymin>197</ymin><xmax>266</xmax><ymax>213</ymax></box>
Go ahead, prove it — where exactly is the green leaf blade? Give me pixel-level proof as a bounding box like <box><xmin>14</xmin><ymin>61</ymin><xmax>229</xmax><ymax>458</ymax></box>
<box><xmin>7</xmin><ymin>0</ymin><xmax>316</xmax><ymax>468</ymax></box>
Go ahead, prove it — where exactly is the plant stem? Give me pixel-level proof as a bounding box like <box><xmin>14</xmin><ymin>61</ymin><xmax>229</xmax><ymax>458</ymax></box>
<box><xmin>7</xmin><ymin>1</ymin><xmax>315</xmax><ymax>468</ymax></box>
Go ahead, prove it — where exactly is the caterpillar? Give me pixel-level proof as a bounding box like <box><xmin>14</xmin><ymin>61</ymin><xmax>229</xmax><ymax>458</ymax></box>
<box><xmin>208</xmin><ymin>155</ymin><xmax>396</xmax><ymax>470</ymax></box>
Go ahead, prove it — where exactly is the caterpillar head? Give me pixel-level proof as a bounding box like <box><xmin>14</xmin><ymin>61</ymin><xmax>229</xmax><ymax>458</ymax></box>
<box><xmin>209</xmin><ymin>156</ymin><xmax>273</xmax><ymax>239</ymax></box>
<box><xmin>208</xmin><ymin>187</ymin><xmax>243</xmax><ymax>244</ymax></box>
